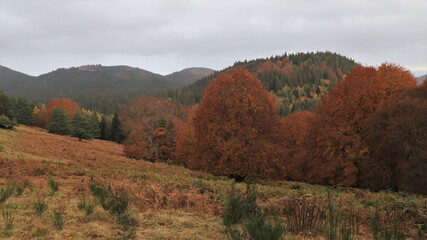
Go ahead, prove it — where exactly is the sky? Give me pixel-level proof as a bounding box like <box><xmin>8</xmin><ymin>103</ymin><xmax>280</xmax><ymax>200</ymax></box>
<box><xmin>0</xmin><ymin>0</ymin><xmax>426</xmax><ymax>77</ymax></box>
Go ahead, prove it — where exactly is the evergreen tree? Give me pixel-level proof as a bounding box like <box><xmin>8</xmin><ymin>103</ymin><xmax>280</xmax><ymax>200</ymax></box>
<box><xmin>87</xmin><ymin>112</ymin><xmax>100</xmax><ymax>139</ymax></box>
<box><xmin>110</xmin><ymin>113</ymin><xmax>124</xmax><ymax>143</ymax></box>
<box><xmin>14</xmin><ymin>98</ymin><xmax>35</xmax><ymax>125</ymax></box>
<box><xmin>46</xmin><ymin>108</ymin><xmax>70</xmax><ymax>135</ymax></box>
<box><xmin>99</xmin><ymin>115</ymin><xmax>108</xmax><ymax>140</ymax></box>
<box><xmin>70</xmin><ymin>111</ymin><xmax>91</xmax><ymax>141</ymax></box>
<box><xmin>70</xmin><ymin>111</ymin><xmax>100</xmax><ymax>141</ymax></box>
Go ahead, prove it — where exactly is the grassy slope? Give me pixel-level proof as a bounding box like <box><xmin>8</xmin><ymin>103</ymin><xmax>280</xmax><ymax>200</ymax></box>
<box><xmin>0</xmin><ymin>126</ymin><xmax>425</xmax><ymax>239</ymax></box>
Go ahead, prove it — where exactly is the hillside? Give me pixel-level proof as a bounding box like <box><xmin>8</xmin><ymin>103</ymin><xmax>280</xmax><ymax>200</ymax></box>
<box><xmin>0</xmin><ymin>66</ymin><xmax>36</xmax><ymax>97</ymax></box>
<box><xmin>0</xmin><ymin>65</ymin><xmax>212</xmax><ymax>114</ymax></box>
<box><xmin>166</xmin><ymin>67</ymin><xmax>215</xmax><ymax>85</ymax></box>
<box><xmin>0</xmin><ymin>126</ymin><xmax>425</xmax><ymax>239</ymax></box>
<box><xmin>163</xmin><ymin>51</ymin><xmax>357</xmax><ymax>116</ymax></box>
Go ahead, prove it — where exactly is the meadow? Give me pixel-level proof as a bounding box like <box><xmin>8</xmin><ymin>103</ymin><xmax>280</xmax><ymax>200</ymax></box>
<box><xmin>0</xmin><ymin>126</ymin><xmax>425</xmax><ymax>239</ymax></box>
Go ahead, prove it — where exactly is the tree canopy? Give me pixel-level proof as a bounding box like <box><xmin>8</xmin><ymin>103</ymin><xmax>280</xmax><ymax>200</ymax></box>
<box><xmin>191</xmin><ymin>69</ymin><xmax>286</xmax><ymax>179</ymax></box>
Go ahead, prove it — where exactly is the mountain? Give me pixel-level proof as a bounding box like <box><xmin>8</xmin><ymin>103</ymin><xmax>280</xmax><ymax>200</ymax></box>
<box><xmin>163</xmin><ymin>51</ymin><xmax>358</xmax><ymax>116</ymax></box>
<box><xmin>166</xmin><ymin>67</ymin><xmax>215</xmax><ymax>85</ymax></box>
<box><xmin>417</xmin><ymin>74</ymin><xmax>427</xmax><ymax>84</ymax></box>
<box><xmin>0</xmin><ymin>65</ymin><xmax>211</xmax><ymax>113</ymax></box>
<box><xmin>0</xmin><ymin>65</ymin><xmax>35</xmax><ymax>96</ymax></box>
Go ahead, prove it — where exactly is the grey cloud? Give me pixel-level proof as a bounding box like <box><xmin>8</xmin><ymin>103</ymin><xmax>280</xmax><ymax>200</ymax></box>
<box><xmin>0</xmin><ymin>0</ymin><xmax>426</xmax><ymax>76</ymax></box>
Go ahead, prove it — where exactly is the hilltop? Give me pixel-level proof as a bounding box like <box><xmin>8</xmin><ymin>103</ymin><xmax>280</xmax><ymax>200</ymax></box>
<box><xmin>163</xmin><ymin>51</ymin><xmax>357</xmax><ymax>116</ymax></box>
<box><xmin>0</xmin><ymin>126</ymin><xmax>425</xmax><ymax>239</ymax></box>
<box><xmin>0</xmin><ymin>65</ymin><xmax>214</xmax><ymax>114</ymax></box>
<box><xmin>166</xmin><ymin>67</ymin><xmax>216</xmax><ymax>85</ymax></box>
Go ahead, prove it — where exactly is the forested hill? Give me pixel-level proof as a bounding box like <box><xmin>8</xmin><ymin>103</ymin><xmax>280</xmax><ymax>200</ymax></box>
<box><xmin>0</xmin><ymin>65</ymin><xmax>36</xmax><ymax>96</ymax></box>
<box><xmin>163</xmin><ymin>51</ymin><xmax>358</xmax><ymax>116</ymax></box>
<box><xmin>0</xmin><ymin>65</ymin><xmax>214</xmax><ymax>113</ymax></box>
<box><xmin>166</xmin><ymin>67</ymin><xmax>216</xmax><ymax>85</ymax></box>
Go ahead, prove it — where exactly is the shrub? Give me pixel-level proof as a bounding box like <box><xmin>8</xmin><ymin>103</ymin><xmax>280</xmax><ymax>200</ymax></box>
<box><xmin>15</xmin><ymin>185</ymin><xmax>24</xmax><ymax>196</ymax></box>
<box><xmin>246</xmin><ymin>213</ymin><xmax>285</xmax><ymax>240</ymax></box>
<box><xmin>223</xmin><ymin>183</ymin><xmax>261</xmax><ymax>226</ymax></box>
<box><xmin>0</xmin><ymin>115</ymin><xmax>17</xmax><ymax>130</ymax></box>
<box><xmin>224</xmin><ymin>226</ymin><xmax>246</xmax><ymax>240</ymax></box>
<box><xmin>283</xmin><ymin>196</ymin><xmax>327</xmax><ymax>234</ymax></box>
<box><xmin>78</xmin><ymin>194</ymin><xmax>95</xmax><ymax>216</ymax></box>
<box><xmin>48</xmin><ymin>177</ymin><xmax>58</xmax><ymax>195</ymax></box>
<box><xmin>33</xmin><ymin>200</ymin><xmax>48</xmax><ymax>216</ymax></box>
<box><xmin>1</xmin><ymin>209</ymin><xmax>14</xmax><ymax>230</ymax></box>
<box><xmin>223</xmin><ymin>183</ymin><xmax>244</xmax><ymax>226</ymax></box>
<box><xmin>117</xmin><ymin>212</ymin><xmax>139</xmax><ymax>231</ymax></box>
<box><xmin>52</xmin><ymin>208</ymin><xmax>65</xmax><ymax>230</ymax></box>
<box><xmin>89</xmin><ymin>182</ymin><xmax>128</xmax><ymax>216</ymax></box>
<box><xmin>0</xmin><ymin>184</ymin><xmax>14</xmax><ymax>205</ymax></box>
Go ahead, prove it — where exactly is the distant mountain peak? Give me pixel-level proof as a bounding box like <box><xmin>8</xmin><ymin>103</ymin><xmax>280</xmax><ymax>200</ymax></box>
<box><xmin>166</xmin><ymin>67</ymin><xmax>215</xmax><ymax>85</ymax></box>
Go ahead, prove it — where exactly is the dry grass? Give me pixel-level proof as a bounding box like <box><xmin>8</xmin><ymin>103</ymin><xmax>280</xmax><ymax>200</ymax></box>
<box><xmin>0</xmin><ymin>126</ymin><xmax>425</xmax><ymax>239</ymax></box>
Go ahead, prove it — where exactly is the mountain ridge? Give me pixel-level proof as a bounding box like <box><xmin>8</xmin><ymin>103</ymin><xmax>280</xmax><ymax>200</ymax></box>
<box><xmin>0</xmin><ymin>64</ymin><xmax>215</xmax><ymax>113</ymax></box>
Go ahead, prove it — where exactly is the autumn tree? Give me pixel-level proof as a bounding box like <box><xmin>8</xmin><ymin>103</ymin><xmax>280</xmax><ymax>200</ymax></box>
<box><xmin>46</xmin><ymin>108</ymin><xmax>70</xmax><ymax>135</ymax></box>
<box><xmin>280</xmin><ymin>111</ymin><xmax>316</xmax><ymax>181</ymax></box>
<box><xmin>305</xmin><ymin>63</ymin><xmax>417</xmax><ymax>187</ymax></box>
<box><xmin>47</xmin><ymin>98</ymin><xmax>80</xmax><ymax>119</ymax></box>
<box><xmin>191</xmin><ymin>69</ymin><xmax>285</xmax><ymax>180</ymax></box>
<box><xmin>121</xmin><ymin>97</ymin><xmax>185</xmax><ymax>162</ymax></box>
<box><xmin>34</xmin><ymin>103</ymin><xmax>49</xmax><ymax>128</ymax></box>
<box><xmin>359</xmin><ymin>82</ymin><xmax>427</xmax><ymax>194</ymax></box>
<box><xmin>174</xmin><ymin>106</ymin><xmax>197</xmax><ymax>166</ymax></box>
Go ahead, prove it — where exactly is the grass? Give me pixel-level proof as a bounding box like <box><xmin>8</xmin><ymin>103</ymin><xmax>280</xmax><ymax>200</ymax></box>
<box><xmin>0</xmin><ymin>126</ymin><xmax>425</xmax><ymax>239</ymax></box>
<box><xmin>33</xmin><ymin>200</ymin><xmax>48</xmax><ymax>216</ymax></box>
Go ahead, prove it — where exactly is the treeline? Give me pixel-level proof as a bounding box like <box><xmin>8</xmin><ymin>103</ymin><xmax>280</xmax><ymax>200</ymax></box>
<box><xmin>162</xmin><ymin>51</ymin><xmax>357</xmax><ymax>116</ymax></box>
<box><xmin>122</xmin><ymin>65</ymin><xmax>426</xmax><ymax>195</ymax></box>
<box><xmin>0</xmin><ymin>93</ymin><xmax>125</xmax><ymax>143</ymax></box>
<box><xmin>0</xmin><ymin>91</ymin><xmax>34</xmax><ymax>128</ymax></box>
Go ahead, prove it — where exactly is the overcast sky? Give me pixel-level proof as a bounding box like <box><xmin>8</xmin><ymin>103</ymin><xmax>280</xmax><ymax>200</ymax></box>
<box><xmin>0</xmin><ymin>0</ymin><xmax>426</xmax><ymax>76</ymax></box>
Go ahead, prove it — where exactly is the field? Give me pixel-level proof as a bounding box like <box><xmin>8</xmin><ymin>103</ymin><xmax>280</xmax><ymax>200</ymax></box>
<box><xmin>0</xmin><ymin>126</ymin><xmax>426</xmax><ymax>239</ymax></box>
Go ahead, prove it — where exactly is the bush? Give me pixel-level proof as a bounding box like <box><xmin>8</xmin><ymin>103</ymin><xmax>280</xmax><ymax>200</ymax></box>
<box><xmin>78</xmin><ymin>194</ymin><xmax>95</xmax><ymax>215</ymax></box>
<box><xmin>117</xmin><ymin>212</ymin><xmax>139</xmax><ymax>231</ymax></box>
<box><xmin>224</xmin><ymin>225</ymin><xmax>246</xmax><ymax>240</ymax></box>
<box><xmin>0</xmin><ymin>115</ymin><xmax>17</xmax><ymax>130</ymax></box>
<box><xmin>52</xmin><ymin>208</ymin><xmax>65</xmax><ymax>230</ymax></box>
<box><xmin>33</xmin><ymin>200</ymin><xmax>48</xmax><ymax>216</ymax></box>
<box><xmin>89</xmin><ymin>182</ymin><xmax>128</xmax><ymax>216</ymax></box>
<box><xmin>246</xmin><ymin>213</ymin><xmax>285</xmax><ymax>240</ymax></box>
<box><xmin>2</xmin><ymin>209</ymin><xmax>14</xmax><ymax>230</ymax></box>
<box><xmin>48</xmin><ymin>177</ymin><xmax>58</xmax><ymax>195</ymax></box>
<box><xmin>0</xmin><ymin>184</ymin><xmax>14</xmax><ymax>205</ymax></box>
<box><xmin>15</xmin><ymin>185</ymin><xmax>24</xmax><ymax>196</ymax></box>
<box><xmin>283</xmin><ymin>196</ymin><xmax>327</xmax><ymax>234</ymax></box>
<box><xmin>223</xmin><ymin>183</ymin><xmax>244</xmax><ymax>226</ymax></box>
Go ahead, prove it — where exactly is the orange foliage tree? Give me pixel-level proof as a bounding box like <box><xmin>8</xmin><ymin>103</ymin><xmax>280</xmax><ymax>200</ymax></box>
<box><xmin>174</xmin><ymin>106</ymin><xmax>196</xmax><ymax>166</ymax></box>
<box><xmin>305</xmin><ymin>63</ymin><xmax>417</xmax><ymax>187</ymax></box>
<box><xmin>121</xmin><ymin>97</ymin><xmax>186</xmax><ymax>163</ymax></box>
<box><xmin>281</xmin><ymin>111</ymin><xmax>316</xmax><ymax>181</ymax></box>
<box><xmin>191</xmin><ymin>69</ymin><xmax>285</xmax><ymax>180</ymax></box>
<box><xmin>47</xmin><ymin>98</ymin><xmax>80</xmax><ymax>119</ymax></box>
<box><xmin>34</xmin><ymin>103</ymin><xmax>49</xmax><ymax>128</ymax></box>
<box><xmin>359</xmin><ymin>82</ymin><xmax>427</xmax><ymax>194</ymax></box>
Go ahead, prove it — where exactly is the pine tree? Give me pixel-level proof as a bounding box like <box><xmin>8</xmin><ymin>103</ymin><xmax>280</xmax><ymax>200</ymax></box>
<box><xmin>110</xmin><ymin>113</ymin><xmax>124</xmax><ymax>143</ymax></box>
<box><xmin>99</xmin><ymin>115</ymin><xmax>108</xmax><ymax>140</ymax></box>
<box><xmin>46</xmin><ymin>108</ymin><xmax>70</xmax><ymax>135</ymax></box>
<box><xmin>14</xmin><ymin>98</ymin><xmax>35</xmax><ymax>125</ymax></box>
